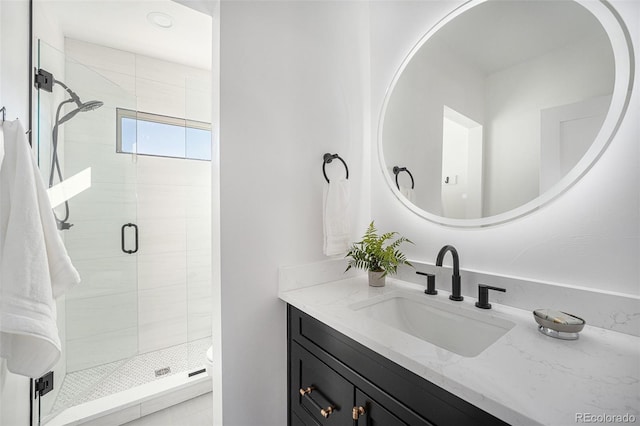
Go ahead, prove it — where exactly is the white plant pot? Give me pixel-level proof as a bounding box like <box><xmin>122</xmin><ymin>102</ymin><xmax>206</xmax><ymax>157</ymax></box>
<box><xmin>368</xmin><ymin>270</ymin><xmax>386</xmax><ymax>287</ymax></box>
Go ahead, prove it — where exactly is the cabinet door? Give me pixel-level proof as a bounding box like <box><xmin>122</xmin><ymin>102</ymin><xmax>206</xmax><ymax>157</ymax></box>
<box><xmin>354</xmin><ymin>389</ymin><xmax>407</xmax><ymax>426</ymax></box>
<box><xmin>291</xmin><ymin>342</ymin><xmax>354</xmax><ymax>425</ymax></box>
<box><xmin>291</xmin><ymin>411</ymin><xmax>311</xmax><ymax>426</ymax></box>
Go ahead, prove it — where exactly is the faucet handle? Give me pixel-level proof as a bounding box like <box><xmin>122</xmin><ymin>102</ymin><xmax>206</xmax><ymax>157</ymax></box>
<box><xmin>416</xmin><ymin>271</ymin><xmax>437</xmax><ymax>295</ymax></box>
<box><xmin>475</xmin><ymin>284</ymin><xmax>506</xmax><ymax>309</ymax></box>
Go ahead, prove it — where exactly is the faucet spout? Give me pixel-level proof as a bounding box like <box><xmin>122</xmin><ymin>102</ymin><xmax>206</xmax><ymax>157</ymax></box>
<box><xmin>436</xmin><ymin>245</ymin><xmax>463</xmax><ymax>301</ymax></box>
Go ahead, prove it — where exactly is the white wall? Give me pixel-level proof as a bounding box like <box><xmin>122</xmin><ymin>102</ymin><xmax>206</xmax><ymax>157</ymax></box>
<box><xmin>0</xmin><ymin>0</ymin><xmax>30</xmax><ymax>125</ymax></box>
<box><xmin>370</xmin><ymin>0</ymin><xmax>639</xmax><ymax>297</ymax></box>
<box><xmin>219</xmin><ymin>1</ymin><xmax>370</xmax><ymax>424</ymax></box>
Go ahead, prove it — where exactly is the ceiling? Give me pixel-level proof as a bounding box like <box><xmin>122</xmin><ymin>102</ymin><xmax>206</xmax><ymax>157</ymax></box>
<box><xmin>41</xmin><ymin>0</ymin><xmax>212</xmax><ymax>70</ymax></box>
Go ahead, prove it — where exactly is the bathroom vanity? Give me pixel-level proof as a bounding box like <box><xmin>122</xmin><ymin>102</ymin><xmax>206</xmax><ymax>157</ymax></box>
<box><xmin>288</xmin><ymin>305</ymin><xmax>507</xmax><ymax>425</ymax></box>
<box><xmin>280</xmin><ymin>271</ymin><xmax>640</xmax><ymax>426</ymax></box>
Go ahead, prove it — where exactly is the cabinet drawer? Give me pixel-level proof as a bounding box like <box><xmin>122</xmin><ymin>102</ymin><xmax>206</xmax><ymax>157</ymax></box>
<box><xmin>290</xmin><ymin>342</ymin><xmax>354</xmax><ymax>425</ymax></box>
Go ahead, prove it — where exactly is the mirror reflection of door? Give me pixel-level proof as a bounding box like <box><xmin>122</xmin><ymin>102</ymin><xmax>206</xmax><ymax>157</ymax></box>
<box><xmin>540</xmin><ymin>95</ymin><xmax>611</xmax><ymax>193</ymax></box>
<box><xmin>441</xmin><ymin>106</ymin><xmax>483</xmax><ymax>219</ymax></box>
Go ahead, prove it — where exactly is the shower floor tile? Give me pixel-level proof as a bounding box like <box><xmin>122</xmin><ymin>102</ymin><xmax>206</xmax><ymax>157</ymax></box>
<box><xmin>52</xmin><ymin>338</ymin><xmax>211</xmax><ymax>413</ymax></box>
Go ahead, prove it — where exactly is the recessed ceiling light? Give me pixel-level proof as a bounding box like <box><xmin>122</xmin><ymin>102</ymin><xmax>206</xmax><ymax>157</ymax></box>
<box><xmin>147</xmin><ymin>12</ymin><xmax>173</xmax><ymax>29</ymax></box>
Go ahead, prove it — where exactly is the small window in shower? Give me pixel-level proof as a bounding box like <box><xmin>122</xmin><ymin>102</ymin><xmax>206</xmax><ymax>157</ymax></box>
<box><xmin>117</xmin><ymin>108</ymin><xmax>211</xmax><ymax>161</ymax></box>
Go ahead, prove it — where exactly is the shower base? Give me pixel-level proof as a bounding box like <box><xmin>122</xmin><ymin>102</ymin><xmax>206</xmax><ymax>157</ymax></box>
<box><xmin>45</xmin><ymin>338</ymin><xmax>211</xmax><ymax>425</ymax></box>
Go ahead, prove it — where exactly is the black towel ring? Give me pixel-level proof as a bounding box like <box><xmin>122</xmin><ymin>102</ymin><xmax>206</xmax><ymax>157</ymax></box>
<box><xmin>393</xmin><ymin>166</ymin><xmax>414</xmax><ymax>190</ymax></box>
<box><xmin>323</xmin><ymin>153</ymin><xmax>349</xmax><ymax>183</ymax></box>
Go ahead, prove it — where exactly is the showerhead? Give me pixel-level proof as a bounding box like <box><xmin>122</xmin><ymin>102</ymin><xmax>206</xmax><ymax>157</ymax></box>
<box><xmin>57</xmin><ymin>99</ymin><xmax>104</xmax><ymax>125</ymax></box>
<box><xmin>53</xmin><ymin>79</ymin><xmax>103</xmax><ymax>124</ymax></box>
<box><xmin>81</xmin><ymin>100</ymin><xmax>104</xmax><ymax>112</ymax></box>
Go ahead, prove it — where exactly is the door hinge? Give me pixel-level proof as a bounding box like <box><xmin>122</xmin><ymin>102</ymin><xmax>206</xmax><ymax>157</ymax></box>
<box><xmin>34</xmin><ymin>68</ymin><xmax>53</xmax><ymax>92</ymax></box>
<box><xmin>34</xmin><ymin>371</ymin><xmax>54</xmax><ymax>397</ymax></box>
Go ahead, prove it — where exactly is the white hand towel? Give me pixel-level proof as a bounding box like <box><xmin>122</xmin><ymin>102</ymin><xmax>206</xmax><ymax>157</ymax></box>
<box><xmin>399</xmin><ymin>185</ymin><xmax>416</xmax><ymax>203</ymax></box>
<box><xmin>323</xmin><ymin>178</ymin><xmax>351</xmax><ymax>256</ymax></box>
<box><xmin>0</xmin><ymin>120</ymin><xmax>81</xmax><ymax>378</ymax></box>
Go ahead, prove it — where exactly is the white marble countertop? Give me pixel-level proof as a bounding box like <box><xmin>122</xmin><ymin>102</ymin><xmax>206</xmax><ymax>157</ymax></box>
<box><xmin>279</xmin><ymin>276</ymin><xmax>640</xmax><ymax>426</ymax></box>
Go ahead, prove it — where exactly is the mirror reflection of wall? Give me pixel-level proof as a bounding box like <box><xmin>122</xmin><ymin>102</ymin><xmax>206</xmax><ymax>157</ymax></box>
<box><xmin>382</xmin><ymin>0</ymin><xmax>617</xmax><ymax>221</ymax></box>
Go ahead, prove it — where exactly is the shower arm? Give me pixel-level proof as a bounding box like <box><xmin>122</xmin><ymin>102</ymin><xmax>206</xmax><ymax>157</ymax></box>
<box><xmin>46</xmin><ymin>77</ymin><xmax>103</xmax><ymax>231</ymax></box>
<box><xmin>53</xmin><ymin>79</ymin><xmax>82</xmax><ymax>106</ymax></box>
<box><xmin>49</xmin><ymin>98</ymin><xmax>75</xmax><ymax>229</ymax></box>
<box><xmin>49</xmin><ymin>98</ymin><xmax>74</xmax><ymax>187</ymax></box>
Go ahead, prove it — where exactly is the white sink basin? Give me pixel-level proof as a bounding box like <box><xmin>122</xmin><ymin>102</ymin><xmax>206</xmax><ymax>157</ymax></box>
<box><xmin>349</xmin><ymin>292</ymin><xmax>515</xmax><ymax>357</ymax></box>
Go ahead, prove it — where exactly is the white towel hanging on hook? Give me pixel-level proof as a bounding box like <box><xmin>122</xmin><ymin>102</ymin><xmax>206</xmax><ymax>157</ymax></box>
<box><xmin>0</xmin><ymin>119</ymin><xmax>81</xmax><ymax>378</ymax></box>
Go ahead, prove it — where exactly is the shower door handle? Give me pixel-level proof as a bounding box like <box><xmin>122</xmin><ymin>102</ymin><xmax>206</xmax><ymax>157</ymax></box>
<box><xmin>121</xmin><ymin>223</ymin><xmax>139</xmax><ymax>254</ymax></box>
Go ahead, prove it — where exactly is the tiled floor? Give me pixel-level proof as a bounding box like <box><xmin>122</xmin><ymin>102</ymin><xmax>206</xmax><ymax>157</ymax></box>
<box><xmin>52</xmin><ymin>338</ymin><xmax>211</xmax><ymax>413</ymax></box>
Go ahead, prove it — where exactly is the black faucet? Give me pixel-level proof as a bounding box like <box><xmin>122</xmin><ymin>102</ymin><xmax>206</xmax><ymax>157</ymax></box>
<box><xmin>416</xmin><ymin>271</ymin><xmax>437</xmax><ymax>295</ymax></box>
<box><xmin>436</xmin><ymin>245</ymin><xmax>463</xmax><ymax>301</ymax></box>
<box><xmin>475</xmin><ymin>284</ymin><xmax>506</xmax><ymax>309</ymax></box>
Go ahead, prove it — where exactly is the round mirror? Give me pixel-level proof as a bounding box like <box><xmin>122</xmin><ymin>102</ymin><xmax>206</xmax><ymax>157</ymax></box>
<box><xmin>379</xmin><ymin>0</ymin><xmax>633</xmax><ymax>227</ymax></box>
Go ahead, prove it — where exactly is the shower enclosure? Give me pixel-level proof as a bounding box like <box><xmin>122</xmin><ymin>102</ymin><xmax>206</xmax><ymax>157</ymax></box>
<box><xmin>35</xmin><ymin>38</ymin><xmax>212</xmax><ymax>422</ymax></box>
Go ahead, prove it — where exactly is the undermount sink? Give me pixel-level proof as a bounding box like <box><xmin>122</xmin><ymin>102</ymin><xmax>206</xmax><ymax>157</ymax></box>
<box><xmin>349</xmin><ymin>292</ymin><xmax>515</xmax><ymax>357</ymax></box>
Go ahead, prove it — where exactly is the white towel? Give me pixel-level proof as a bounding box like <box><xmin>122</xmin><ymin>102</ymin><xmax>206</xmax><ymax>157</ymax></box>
<box><xmin>0</xmin><ymin>120</ymin><xmax>80</xmax><ymax>378</ymax></box>
<box><xmin>399</xmin><ymin>185</ymin><xmax>416</xmax><ymax>203</ymax></box>
<box><xmin>323</xmin><ymin>178</ymin><xmax>350</xmax><ymax>256</ymax></box>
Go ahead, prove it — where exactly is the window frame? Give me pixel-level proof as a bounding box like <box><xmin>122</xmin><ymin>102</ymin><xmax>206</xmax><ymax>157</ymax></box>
<box><xmin>116</xmin><ymin>108</ymin><xmax>212</xmax><ymax>161</ymax></box>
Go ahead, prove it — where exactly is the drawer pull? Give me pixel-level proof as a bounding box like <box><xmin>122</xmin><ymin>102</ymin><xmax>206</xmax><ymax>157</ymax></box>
<box><xmin>299</xmin><ymin>386</ymin><xmax>313</xmax><ymax>396</ymax></box>
<box><xmin>352</xmin><ymin>406</ymin><xmax>366</xmax><ymax>420</ymax></box>
<box><xmin>299</xmin><ymin>386</ymin><xmax>335</xmax><ymax>418</ymax></box>
<box><xmin>321</xmin><ymin>406</ymin><xmax>334</xmax><ymax>418</ymax></box>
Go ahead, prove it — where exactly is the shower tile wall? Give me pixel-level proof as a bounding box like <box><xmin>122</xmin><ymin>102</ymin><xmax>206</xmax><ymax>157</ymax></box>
<box><xmin>62</xmin><ymin>38</ymin><xmax>212</xmax><ymax>371</ymax></box>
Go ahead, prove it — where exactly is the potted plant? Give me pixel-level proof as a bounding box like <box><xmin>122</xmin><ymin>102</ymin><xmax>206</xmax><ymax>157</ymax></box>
<box><xmin>345</xmin><ymin>221</ymin><xmax>413</xmax><ymax>287</ymax></box>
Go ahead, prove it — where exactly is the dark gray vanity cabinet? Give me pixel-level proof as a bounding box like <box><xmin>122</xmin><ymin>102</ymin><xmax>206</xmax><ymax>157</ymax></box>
<box><xmin>290</xmin><ymin>341</ymin><xmax>418</xmax><ymax>425</ymax></box>
<box><xmin>287</xmin><ymin>305</ymin><xmax>509</xmax><ymax>426</ymax></box>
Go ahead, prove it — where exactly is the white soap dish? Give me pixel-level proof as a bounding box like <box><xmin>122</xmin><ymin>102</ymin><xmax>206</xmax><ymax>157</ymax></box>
<box><xmin>533</xmin><ymin>309</ymin><xmax>585</xmax><ymax>340</ymax></box>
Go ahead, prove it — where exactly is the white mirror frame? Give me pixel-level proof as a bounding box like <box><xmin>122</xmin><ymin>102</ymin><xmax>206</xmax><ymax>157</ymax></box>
<box><xmin>378</xmin><ymin>0</ymin><xmax>634</xmax><ymax>228</ymax></box>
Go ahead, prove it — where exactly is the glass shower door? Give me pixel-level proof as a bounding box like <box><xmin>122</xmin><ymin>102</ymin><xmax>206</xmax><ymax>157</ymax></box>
<box><xmin>36</xmin><ymin>39</ymin><xmax>139</xmax><ymax>417</ymax></box>
<box><xmin>185</xmin><ymin>76</ymin><xmax>213</xmax><ymax>374</ymax></box>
